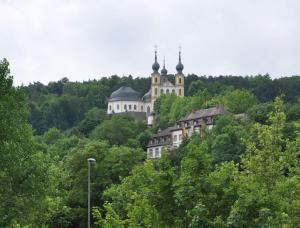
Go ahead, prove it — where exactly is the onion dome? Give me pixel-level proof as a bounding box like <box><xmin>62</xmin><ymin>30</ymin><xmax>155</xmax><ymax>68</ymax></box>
<box><xmin>152</xmin><ymin>49</ymin><xmax>160</xmax><ymax>72</ymax></box>
<box><xmin>109</xmin><ymin>86</ymin><xmax>141</xmax><ymax>102</ymax></box>
<box><xmin>161</xmin><ymin>58</ymin><xmax>168</xmax><ymax>75</ymax></box>
<box><xmin>142</xmin><ymin>90</ymin><xmax>151</xmax><ymax>102</ymax></box>
<box><xmin>176</xmin><ymin>49</ymin><xmax>184</xmax><ymax>73</ymax></box>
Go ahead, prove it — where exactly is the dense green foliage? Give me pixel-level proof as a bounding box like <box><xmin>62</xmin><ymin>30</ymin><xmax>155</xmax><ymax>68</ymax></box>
<box><xmin>0</xmin><ymin>59</ymin><xmax>52</xmax><ymax>226</ymax></box>
<box><xmin>24</xmin><ymin>73</ymin><xmax>300</xmax><ymax>135</ymax></box>
<box><xmin>95</xmin><ymin>98</ymin><xmax>300</xmax><ymax>227</ymax></box>
<box><xmin>1</xmin><ymin>57</ymin><xmax>300</xmax><ymax>227</ymax></box>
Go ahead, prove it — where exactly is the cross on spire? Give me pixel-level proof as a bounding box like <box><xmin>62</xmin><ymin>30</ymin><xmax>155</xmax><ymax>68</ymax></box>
<box><xmin>178</xmin><ymin>45</ymin><xmax>182</xmax><ymax>62</ymax></box>
<box><xmin>154</xmin><ymin>45</ymin><xmax>158</xmax><ymax>62</ymax></box>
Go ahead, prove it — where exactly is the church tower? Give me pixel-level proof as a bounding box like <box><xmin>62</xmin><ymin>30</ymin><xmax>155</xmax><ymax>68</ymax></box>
<box><xmin>175</xmin><ymin>47</ymin><xmax>184</xmax><ymax>97</ymax></box>
<box><xmin>151</xmin><ymin>47</ymin><xmax>161</xmax><ymax>107</ymax></box>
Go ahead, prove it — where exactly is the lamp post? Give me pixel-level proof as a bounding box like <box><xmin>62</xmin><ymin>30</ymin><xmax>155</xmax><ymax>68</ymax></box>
<box><xmin>87</xmin><ymin>158</ymin><xmax>96</xmax><ymax>228</ymax></box>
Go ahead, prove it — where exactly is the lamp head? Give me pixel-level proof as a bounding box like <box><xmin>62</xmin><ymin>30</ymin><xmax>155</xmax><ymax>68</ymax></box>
<box><xmin>87</xmin><ymin>158</ymin><xmax>96</xmax><ymax>162</ymax></box>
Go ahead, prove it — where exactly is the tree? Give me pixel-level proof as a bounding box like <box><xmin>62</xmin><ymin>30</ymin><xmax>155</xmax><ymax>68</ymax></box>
<box><xmin>187</xmin><ymin>80</ymin><xmax>205</xmax><ymax>96</ymax></box>
<box><xmin>227</xmin><ymin>97</ymin><xmax>300</xmax><ymax>227</ymax></box>
<box><xmin>209</xmin><ymin>116</ymin><xmax>248</xmax><ymax>163</ymax></box>
<box><xmin>90</xmin><ymin>115</ymin><xmax>147</xmax><ymax>146</ymax></box>
<box><xmin>76</xmin><ymin>107</ymin><xmax>108</xmax><ymax>136</ymax></box>
<box><xmin>49</xmin><ymin>140</ymin><xmax>145</xmax><ymax>227</ymax></box>
<box><xmin>215</xmin><ymin>89</ymin><xmax>257</xmax><ymax>114</ymax></box>
<box><xmin>0</xmin><ymin>59</ymin><xmax>51</xmax><ymax>226</ymax></box>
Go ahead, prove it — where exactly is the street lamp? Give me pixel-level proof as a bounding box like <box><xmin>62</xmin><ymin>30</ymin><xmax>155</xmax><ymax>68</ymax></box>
<box><xmin>87</xmin><ymin>158</ymin><xmax>96</xmax><ymax>228</ymax></box>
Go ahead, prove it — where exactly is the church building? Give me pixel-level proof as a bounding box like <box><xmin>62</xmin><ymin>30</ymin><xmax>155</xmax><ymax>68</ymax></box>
<box><xmin>107</xmin><ymin>49</ymin><xmax>185</xmax><ymax>125</ymax></box>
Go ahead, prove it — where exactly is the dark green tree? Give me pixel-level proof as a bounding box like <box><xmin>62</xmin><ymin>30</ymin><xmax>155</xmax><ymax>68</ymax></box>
<box><xmin>0</xmin><ymin>59</ymin><xmax>51</xmax><ymax>226</ymax></box>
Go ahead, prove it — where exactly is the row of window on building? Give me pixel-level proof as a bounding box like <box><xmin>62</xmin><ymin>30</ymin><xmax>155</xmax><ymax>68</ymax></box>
<box><xmin>177</xmin><ymin>117</ymin><xmax>212</xmax><ymax>128</ymax></box>
<box><xmin>148</xmin><ymin>147</ymin><xmax>161</xmax><ymax>158</ymax></box>
<box><xmin>153</xmin><ymin>77</ymin><xmax>182</xmax><ymax>84</ymax></box>
<box><xmin>148</xmin><ymin>133</ymin><xmax>183</xmax><ymax>146</ymax></box>
<box><xmin>153</xmin><ymin>88</ymin><xmax>182</xmax><ymax>96</ymax></box>
<box><xmin>173</xmin><ymin>134</ymin><xmax>182</xmax><ymax>142</ymax></box>
<box><xmin>109</xmin><ymin>104</ymin><xmax>151</xmax><ymax>112</ymax></box>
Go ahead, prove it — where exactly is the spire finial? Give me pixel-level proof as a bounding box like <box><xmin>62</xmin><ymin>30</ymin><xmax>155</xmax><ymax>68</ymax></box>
<box><xmin>161</xmin><ymin>55</ymin><xmax>168</xmax><ymax>75</ymax></box>
<box><xmin>176</xmin><ymin>45</ymin><xmax>184</xmax><ymax>73</ymax></box>
<box><xmin>178</xmin><ymin>45</ymin><xmax>182</xmax><ymax>63</ymax></box>
<box><xmin>152</xmin><ymin>45</ymin><xmax>160</xmax><ymax>72</ymax></box>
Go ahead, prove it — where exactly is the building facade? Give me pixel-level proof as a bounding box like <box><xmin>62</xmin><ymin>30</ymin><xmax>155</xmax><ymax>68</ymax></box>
<box><xmin>146</xmin><ymin>106</ymin><xmax>228</xmax><ymax>159</ymax></box>
<box><xmin>107</xmin><ymin>49</ymin><xmax>185</xmax><ymax>125</ymax></box>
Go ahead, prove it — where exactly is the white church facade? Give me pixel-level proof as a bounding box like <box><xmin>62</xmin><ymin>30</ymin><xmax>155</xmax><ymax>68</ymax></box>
<box><xmin>107</xmin><ymin>49</ymin><xmax>185</xmax><ymax>125</ymax></box>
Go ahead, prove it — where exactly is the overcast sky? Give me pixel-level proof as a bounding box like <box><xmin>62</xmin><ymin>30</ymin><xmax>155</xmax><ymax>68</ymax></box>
<box><xmin>1</xmin><ymin>0</ymin><xmax>299</xmax><ymax>85</ymax></box>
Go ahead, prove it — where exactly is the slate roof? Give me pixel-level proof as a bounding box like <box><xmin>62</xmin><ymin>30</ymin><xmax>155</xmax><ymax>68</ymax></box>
<box><xmin>142</xmin><ymin>90</ymin><xmax>151</xmax><ymax>102</ymax></box>
<box><xmin>109</xmin><ymin>86</ymin><xmax>141</xmax><ymax>102</ymax></box>
<box><xmin>151</xmin><ymin>126</ymin><xmax>174</xmax><ymax>138</ymax></box>
<box><xmin>179</xmin><ymin>106</ymin><xmax>227</xmax><ymax>122</ymax></box>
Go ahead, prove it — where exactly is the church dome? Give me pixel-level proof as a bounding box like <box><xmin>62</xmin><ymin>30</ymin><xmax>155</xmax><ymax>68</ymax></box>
<box><xmin>109</xmin><ymin>86</ymin><xmax>141</xmax><ymax>102</ymax></box>
<box><xmin>161</xmin><ymin>61</ymin><xmax>168</xmax><ymax>75</ymax></box>
<box><xmin>142</xmin><ymin>90</ymin><xmax>151</xmax><ymax>102</ymax></box>
<box><xmin>176</xmin><ymin>49</ymin><xmax>184</xmax><ymax>73</ymax></box>
<box><xmin>161</xmin><ymin>67</ymin><xmax>167</xmax><ymax>75</ymax></box>
<box><xmin>152</xmin><ymin>61</ymin><xmax>160</xmax><ymax>72</ymax></box>
<box><xmin>176</xmin><ymin>62</ymin><xmax>184</xmax><ymax>73</ymax></box>
<box><xmin>152</xmin><ymin>49</ymin><xmax>160</xmax><ymax>72</ymax></box>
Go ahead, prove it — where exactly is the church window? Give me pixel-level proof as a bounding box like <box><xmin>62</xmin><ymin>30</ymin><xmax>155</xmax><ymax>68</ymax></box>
<box><xmin>124</xmin><ymin>104</ymin><xmax>127</xmax><ymax>110</ymax></box>
<box><xmin>134</xmin><ymin>105</ymin><xmax>137</xmax><ymax>110</ymax></box>
<box><xmin>166</xmin><ymin>89</ymin><xmax>169</xmax><ymax>93</ymax></box>
<box><xmin>179</xmin><ymin>78</ymin><xmax>182</xmax><ymax>84</ymax></box>
<box><xmin>155</xmin><ymin>88</ymin><xmax>157</xmax><ymax>95</ymax></box>
<box><xmin>117</xmin><ymin>104</ymin><xmax>119</xmax><ymax>110</ymax></box>
<box><xmin>129</xmin><ymin>105</ymin><xmax>132</xmax><ymax>110</ymax></box>
<box><xmin>155</xmin><ymin>77</ymin><xmax>158</xmax><ymax>83</ymax></box>
<box><xmin>109</xmin><ymin>105</ymin><xmax>111</xmax><ymax>110</ymax></box>
<box><xmin>179</xmin><ymin>134</ymin><xmax>182</xmax><ymax>140</ymax></box>
<box><xmin>172</xmin><ymin>89</ymin><xmax>175</xmax><ymax>93</ymax></box>
<box><xmin>147</xmin><ymin>106</ymin><xmax>150</xmax><ymax>114</ymax></box>
<box><xmin>179</xmin><ymin>89</ymin><xmax>182</xmax><ymax>96</ymax></box>
<box><xmin>161</xmin><ymin>89</ymin><xmax>164</xmax><ymax>94</ymax></box>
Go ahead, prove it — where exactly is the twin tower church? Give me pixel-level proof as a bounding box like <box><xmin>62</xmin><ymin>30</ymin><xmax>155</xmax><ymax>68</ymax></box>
<box><xmin>107</xmin><ymin>49</ymin><xmax>185</xmax><ymax>125</ymax></box>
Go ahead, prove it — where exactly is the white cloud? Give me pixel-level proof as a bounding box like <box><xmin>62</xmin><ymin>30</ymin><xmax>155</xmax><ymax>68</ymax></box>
<box><xmin>0</xmin><ymin>0</ymin><xmax>299</xmax><ymax>85</ymax></box>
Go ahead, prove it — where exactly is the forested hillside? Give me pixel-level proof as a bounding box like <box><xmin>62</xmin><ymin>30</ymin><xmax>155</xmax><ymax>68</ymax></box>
<box><xmin>24</xmin><ymin>73</ymin><xmax>300</xmax><ymax>135</ymax></box>
<box><xmin>1</xmin><ymin>57</ymin><xmax>300</xmax><ymax>227</ymax></box>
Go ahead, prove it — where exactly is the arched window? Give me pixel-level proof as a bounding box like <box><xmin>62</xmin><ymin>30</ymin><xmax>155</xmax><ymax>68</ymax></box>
<box><xmin>134</xmin><ymin>105</ymin><xmax>137</xmax><ymax>110</ymax></box>
<box><xmin>161</xmin><ymin>89</ymin><xmax>164</xmax><ymax>94</ymax></box>
<box><xmin>155</xmin><ymin>77</ymin><xmax>157</xmax><ymax>83</ymax></box>
<box><xmin>172</xmin><ymin>89</ymin><xmax>175</xmax><ymax>93</ymax></box>
<box><xmin>155</xmin><ymin>88</ymin><xmax>157</xmax><ymax>95</ymax></box>
<box><xmin>147</xmin><ymin>106</ymin><xmax>150</xmax><ymax>114</ymax></box>
<box><xmin>117</xmin><ymin>104</ymin><xmax>119</xmax><ymax>110</ymax></box>
<box><xmin>141</xmin><ymin>106</ymin><xmax>144</xmax><ymax>111</ymax></box>
<box><xmin>129</xmin><ymin>105</ymin><xmax>132</xmax><ymax>110</ymax></box>
<box><xmin>109</xmin><ymin>105</ymin><xmax>111</xmax><ymax>110</ymax></box>
<box><xmin>124</xmin><ymin>104</ymin><xmax>127</xmax><ymax>110</ymax></box>
<box><xmin>166</xmin><ymin>89</ymin><xmax>169</xmax><ymax>93</ymax></box>
<box><xmin>179</xmin><ymin>89</ymin><xmax>182</xmax><ymax>96</ymax></box>
<box><xmin>179</xmin><ymin>78</ymin><xmax>182</xmax><ymax>84</ymax></box>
